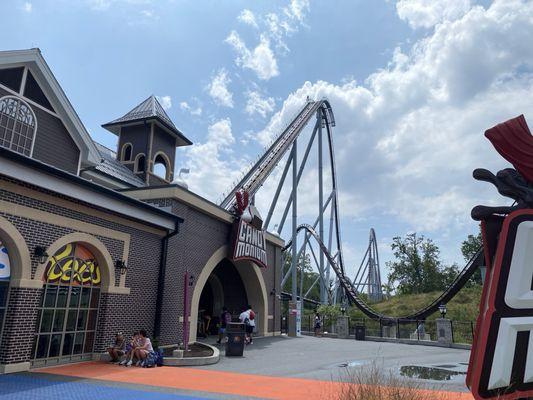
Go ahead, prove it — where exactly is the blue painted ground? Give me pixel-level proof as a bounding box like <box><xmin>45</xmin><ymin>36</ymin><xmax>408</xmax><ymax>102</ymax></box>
<box><xmin>0</xmin><ymin>374</ymin><xmax>208</xmax><ymax>399</ymax></box>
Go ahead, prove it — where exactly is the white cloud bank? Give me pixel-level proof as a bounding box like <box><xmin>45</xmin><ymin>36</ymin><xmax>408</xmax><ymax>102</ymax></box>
<box><xmin>245</xmin><ymin>91</ymin><xmax>275</xmax><ymax>118</ymax></box>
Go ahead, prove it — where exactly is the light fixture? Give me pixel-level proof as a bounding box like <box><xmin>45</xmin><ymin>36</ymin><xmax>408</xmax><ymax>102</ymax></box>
<box><xmin>340</xmin><ymin>305</ymin><xmax>347</xmax><ymax>316</ymax></box>
<box><xmin>115</xmin><ymin>260</ymin><xmax>128</xmax><ymax>275</ymax></box>
<box><xmin>438</xmin><ymin>303</ymin><xmax>447</xmax><ymax>319</ymax></box>
<box><xmin>188</xmin><ymin>274</ymin><xmax>194</xmax><ymax>287</ymax></box>
<box><xmin>34</xmin><ymin>246</ymin><xmax>49</xmax><ymax>264</ymax></box>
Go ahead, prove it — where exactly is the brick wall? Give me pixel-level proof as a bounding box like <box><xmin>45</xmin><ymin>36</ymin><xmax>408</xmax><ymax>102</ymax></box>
<box><xmin>0</xmin><ymin>176</ymin><xmax>163</xmax><ymax>364</ymax></box>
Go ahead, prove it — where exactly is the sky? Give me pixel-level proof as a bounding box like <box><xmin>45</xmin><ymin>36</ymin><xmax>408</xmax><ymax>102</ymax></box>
<box><xmin>1</xmin><ymin>0</ymin><xmax>532</xmax><ymax>284</ymax></box>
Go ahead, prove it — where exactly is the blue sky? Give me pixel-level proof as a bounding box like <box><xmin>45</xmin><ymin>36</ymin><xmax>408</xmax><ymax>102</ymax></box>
<box><xmin>2</xmin><ymin>0</ymin><xmax>532</xmax><ymax>285</ymax></box>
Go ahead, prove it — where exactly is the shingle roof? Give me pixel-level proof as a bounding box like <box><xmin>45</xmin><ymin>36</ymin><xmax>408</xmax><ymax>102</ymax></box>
<box><xmin>93</xmin><ymin>142</ymin><xmax>145</xmax><ymax>187</ymax></box>
<box><xmin>102</xmin><ymin>95</ymin><xmax>177</xmax><ymax>129</ymax></box>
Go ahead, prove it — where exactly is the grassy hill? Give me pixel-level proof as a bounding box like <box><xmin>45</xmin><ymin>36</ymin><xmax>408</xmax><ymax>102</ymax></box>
<box><xmin>350</xmin><ymin>285</ymin><xmax>483</xmax><ymax>322</ymax></box>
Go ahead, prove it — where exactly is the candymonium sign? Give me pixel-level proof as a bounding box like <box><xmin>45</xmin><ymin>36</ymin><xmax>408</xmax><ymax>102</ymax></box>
<box><xmin>232</xmin><ymin>219</ymin><xmax>268</xmax><ymax>268</ymax></box>
<box><xmin>468</xmin><ymin>115</ymin><xmax>533</xmax><ymax>400</ymax></box>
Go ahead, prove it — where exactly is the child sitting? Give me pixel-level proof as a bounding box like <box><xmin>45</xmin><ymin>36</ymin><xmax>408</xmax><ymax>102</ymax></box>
<box><xmin>107</xmin><ymin>332</ymin><xmax>125</xmax><ymax>363</ymax></box>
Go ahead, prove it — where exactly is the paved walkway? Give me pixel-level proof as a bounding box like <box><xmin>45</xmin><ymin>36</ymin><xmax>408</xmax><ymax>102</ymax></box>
<box><xmin>0</xmin><ymin>336</ymin><xmax>475</xmax><ymax>399</ymax></box>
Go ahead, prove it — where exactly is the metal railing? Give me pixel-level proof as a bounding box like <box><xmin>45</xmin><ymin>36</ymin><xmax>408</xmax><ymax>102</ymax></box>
<box><xmin>295</xmin><ymin>315</ymin><xmax>476</xmax><ymax>345</ymax></box>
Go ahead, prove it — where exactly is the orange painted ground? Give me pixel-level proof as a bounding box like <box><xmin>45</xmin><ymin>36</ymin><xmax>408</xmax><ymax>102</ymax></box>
<box><xmin>35</xmin><ymin>361</ymin><xmax>474</xmax><ymax>400</ymax></box>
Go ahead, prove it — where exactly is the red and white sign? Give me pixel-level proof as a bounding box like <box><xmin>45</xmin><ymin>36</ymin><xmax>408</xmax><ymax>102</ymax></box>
<box><xmin>231</xmin><ymin>219</ymin><xmax>268</xmax><ymax>268</ymax></box>
<box><xmin>467</xmin><ymin>210</ymin><xmax>533</xmax><ymax>399</ymax></box>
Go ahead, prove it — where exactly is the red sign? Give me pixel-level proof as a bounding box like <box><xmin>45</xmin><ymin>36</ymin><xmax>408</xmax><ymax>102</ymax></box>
<box><xmin>231</xmin><ymin>219</ymin><xmax>268</xmax><ymax>268</ymax></box>
<box><xmin>467</xmin><ymin>210</ymin><xmax>533</xmax><ymax>399</ymax></box>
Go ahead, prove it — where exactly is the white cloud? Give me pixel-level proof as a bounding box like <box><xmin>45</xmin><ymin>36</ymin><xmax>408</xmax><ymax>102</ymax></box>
<box><xmin>238</xmin><ymin>9</ymin><xmax>258</xmax><ymax>28</ymax></box>
<box><xmin>179</xmin><ymin>101</ymin><xmax>202</xmax><ymax>116</ymax></box>
<box><xmin>245</xmin><ymin>91</ymin><xmax>275</xmax><ymax>118</ymax></box>
<box><xmin>87</xmin><ymin>0</ymin><xmax>152</xmax><ymax>11</ymax></box>
<box><xmin>207</xmin><ymin>69</ymin><xmax>234</xmax><ymax>107</ymax></box>
<box><xmin>22</xmin><ymin>2</ymin><xmax>32</xmax><ymax>12</ymax></box>
<box><xmin>225</xmin><ymin>31</ymin><xmax>279</xmax><ymax>80</ymax></box>
<box><xmin>182</xmin><ymin>119</ymin><xmax>248</xmax><ymax>201</ymax></box>
<box><xmin>396</xmin><ymin>0</ymin><xmax>471</xmax><ymax>29</ymax></box>
<box><xmin>156</xmin><ymin>95</ymin><xmax>172</xmax><ymax>110</ymax></box>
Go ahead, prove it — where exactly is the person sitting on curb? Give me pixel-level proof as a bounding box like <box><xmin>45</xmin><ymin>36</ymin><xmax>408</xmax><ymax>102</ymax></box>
<box><xmin>107</xmin><ymin>332</ymin><xmax>125</xmax><ymax>363</ymax></box>
<box><xmin>120</xmin><ymin>331</ymin><xmax>140</xmax><ymax>366</ymax></box>
<box><xmin>133</xmin><ymin>329</ymin><xmax>154</xmax><ymax>366</ymax></box>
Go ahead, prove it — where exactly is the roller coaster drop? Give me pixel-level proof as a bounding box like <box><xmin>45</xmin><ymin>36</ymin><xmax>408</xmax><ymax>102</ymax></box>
<box><xmin>220</xmin><ymin>99</ymin><xmax>484</xmax><ymax>321</ymax></box>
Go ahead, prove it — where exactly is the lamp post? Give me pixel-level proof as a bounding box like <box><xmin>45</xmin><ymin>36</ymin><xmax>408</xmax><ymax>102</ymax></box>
<box><xmin>439</xmin><ymin>303</ymin><xmax>447</xmax><ymax>319</ymax></box>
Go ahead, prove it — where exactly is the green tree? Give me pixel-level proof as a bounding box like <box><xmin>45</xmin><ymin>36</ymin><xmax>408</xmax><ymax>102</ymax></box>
<box><xmin>282</xmin><ymin>252</ymin><xmax>322</xmax><ymax>302</ymax></box>
<box><xmin>386</xmin><ymin>233</ymin><xmax>453</xmax><ymax>295</ymax></box>
<box><xmin>461</xmin><ymin>228</ymin><xmax>483</xmax><ymax>285</ymax></box>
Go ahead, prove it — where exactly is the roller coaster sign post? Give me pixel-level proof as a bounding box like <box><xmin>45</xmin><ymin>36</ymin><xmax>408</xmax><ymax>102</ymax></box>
<box><xmin>467</xmin><ymin>115</ymin><xmax>533</xmax><ymax>400</ymax></box>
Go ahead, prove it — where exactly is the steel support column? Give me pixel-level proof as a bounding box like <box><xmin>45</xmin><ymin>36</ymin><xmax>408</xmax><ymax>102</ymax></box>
<box><xmin>291</xmin><ymin>139</ymin><xmax>298</xmax><ymax>302</ymax></box>
<box><xmin>317</xmin><ymin>110</ymin><xmax>326</xmax><ymax>304</ymax></box>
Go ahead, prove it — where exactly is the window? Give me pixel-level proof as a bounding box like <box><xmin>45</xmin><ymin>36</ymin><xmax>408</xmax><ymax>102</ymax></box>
<box><xmin>23</xmin><ymin>70</ymin><xmax>54</xmax><ymax>112</ymax></box>
<box><xmin>32</xmin><ymin>243</ymin><xmax>101</xmax><ymax>366</ymax></box>
<box><xmin>121</xmin><ymin>143</ymin><xmax>132</xmax><ymax>161</ymax></box>
<box><xmin>135</xmin><ymin>154</ymin><xmax>146</xmax><ymax>173</ymax></box>
<box><xmin>153</xmin><ymin>153</ymin><xmax>170</xmax><ymax>181</ymax></box>
<box><xmin>0</xmin><ymin>240</ymin><xmax>10</xmax><ymax>340</ymax></box>
<box><xmin>0</xmin><ymin>67</ymin><xmax>24</xmax><ymax>92</ymax></box>
<box><xmin>0</xmin><ymin>96</ymin><xmax>36</xmax><ymax>156</ymax></box>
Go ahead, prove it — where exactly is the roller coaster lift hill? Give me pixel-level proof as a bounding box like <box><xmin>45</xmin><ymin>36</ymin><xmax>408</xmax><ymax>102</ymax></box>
<box><xmin>220</xmin><ymin>99</ymin><xmax>533</xmax><ymax>399</ymax></box>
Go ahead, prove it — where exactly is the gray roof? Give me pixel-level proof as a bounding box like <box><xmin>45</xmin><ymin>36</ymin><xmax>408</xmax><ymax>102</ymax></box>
<box><xmin>101</xmin><ymin>95</ymin><xmax>192</xmax><ymax>146</ymax></box>
<box><xmin>93</xmin><ymin>142</ymin><xmax>145</xmax><ymax>187</ymax></box>
<box><xmin>103</xmin><ymin>95</ymin><xmax>175</xmax><ymax>129</ymax></box>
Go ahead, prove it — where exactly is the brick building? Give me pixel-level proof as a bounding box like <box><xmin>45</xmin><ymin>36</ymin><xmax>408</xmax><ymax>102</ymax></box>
<box><xmin>0</xmin><ymin>49</ymin><xmax>283</xmax><ymax>374</ymax></box>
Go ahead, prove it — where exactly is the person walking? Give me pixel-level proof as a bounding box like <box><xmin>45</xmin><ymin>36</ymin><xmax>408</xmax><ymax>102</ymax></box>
<box><xmin>239</xmin><ymin>305</ymin><xmax>255</xmax><ymax>344</ymax></box>
<box><xmin>217</xmin><ymin>306</ymin><xmax>232</xmax><ymax>344</ymax></box>
<box><xmin>314</xmin><ymin>312</ymin><xmax>322</xmax><ymax>337</ymax></box>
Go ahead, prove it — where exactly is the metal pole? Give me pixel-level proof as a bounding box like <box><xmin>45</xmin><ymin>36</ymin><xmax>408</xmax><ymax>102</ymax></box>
<box><xmin>183</xmin><ymin>270</ymin><xmax>190</xmax><ymax>352</ymax></box>
<box><xmin>277</xmin><ymin>121</ymin><xmax>320</xmax><ymax>233</ymax></box>
<box><xmin>291</xmin><ymin>139</ymin><xmax>298</xmax><ymax>302</ymax></box>
<box><xmin>318</xmin><ymin>110</ymin><xmax>325</xmax><ymax>304</ymax></box>
<box><xmin>264</xmin><ymin>151</ymin><xmax>293</xmax><ymax>230</ymax></box>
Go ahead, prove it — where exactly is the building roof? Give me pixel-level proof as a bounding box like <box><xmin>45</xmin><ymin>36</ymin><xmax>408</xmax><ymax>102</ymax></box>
<box><xmin>93</xmin><ymin>142</ymin><xmax>146</xmax><ymax>187</ymax></box>
<box><xmin>102</xmin><ymin>96</ymin><xmax>192</xmax><ymax>146</ymax></box>
<box><xmin>0</xmin><ymin>49</ymin><xmax>101</xmax><ymax>166</ymax></box>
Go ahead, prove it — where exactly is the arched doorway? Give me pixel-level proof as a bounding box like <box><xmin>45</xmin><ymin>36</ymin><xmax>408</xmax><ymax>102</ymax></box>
<box><xmin>198</xmin><ymin>259</ymin><xmax>248</xmax><ymax>337</ymax></box>
<box><xmin>190</xmin><ymin>246</ymin><xmax>268</xmax><ymax>342</ymax></box>
<box><xmin>31</xmin><ymin>243</ymin><xmax>103</xmax><ymax>367</ymax></box>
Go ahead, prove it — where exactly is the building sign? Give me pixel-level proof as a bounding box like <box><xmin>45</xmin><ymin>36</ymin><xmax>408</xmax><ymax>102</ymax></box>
<box><xmin>467</xmin><ymin>115</ymin><xmax>533</xmax><ymax>399</ymax></box>
<box><xmin>467</xmin><ymin>211</ymin><xmax>533</xmax><ymax>399</ymax></box>
<box><xmin>231</xmin><ymin>219</ymin><xmax>268</xmax><ymax>268</ymax></box>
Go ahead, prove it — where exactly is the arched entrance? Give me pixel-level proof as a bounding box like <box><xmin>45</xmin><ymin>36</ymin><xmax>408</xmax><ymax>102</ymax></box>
<box><xmin>198</xmin><ymin>259</ymin><xmax>248</xmax><ymax>336</ymax></box>
<box><xmin>190</xmin><ymin>246</ymin><xmax>268</xmax><ymax>342</ymax></box>
<box><xmin>31</xmin><ymin>241</ymin><xmax>105</xmax><ymax>367</ymax></box>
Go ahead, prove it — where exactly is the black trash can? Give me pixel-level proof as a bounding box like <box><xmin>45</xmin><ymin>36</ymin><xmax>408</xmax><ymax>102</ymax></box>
<box><xmin>355</xmin><ymin>325</ymin><xmax>366</xmax><ymax>341</ymax></box>
<box><xmin>225</xmin><ymin>322</ymin><xmax>246</xmax><ymax>356</ymax></box>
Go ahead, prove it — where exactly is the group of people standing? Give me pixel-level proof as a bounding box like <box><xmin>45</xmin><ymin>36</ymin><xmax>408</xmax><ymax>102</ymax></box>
<box><xmin>107</xmin><ymin>329</ymin><xmax>154</xmax><ymax>367</ymax></box>
<box><xmin>217</xmin><ymin>305</ymin><xmax>256</xmax><ymax>345</ymax></box>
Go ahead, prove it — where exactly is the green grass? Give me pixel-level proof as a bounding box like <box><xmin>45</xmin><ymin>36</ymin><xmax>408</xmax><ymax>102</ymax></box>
<box><xmin>348</xmin><ymin>285</ymin><xmax>483</xmax><ymax>322</ymax></box>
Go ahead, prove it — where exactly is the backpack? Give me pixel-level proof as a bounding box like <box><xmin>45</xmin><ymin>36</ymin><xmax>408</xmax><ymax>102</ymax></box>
<box><xmin>155</xmin><ymin>348</ymin><xmax>164</xmax><ymax>367</ymax></box>
<box><xmin>249</xmin><ymin>310</ymin><xmax>255</xmax><ymax>320</ymax></box>
<box><xmin>143</xmin><ymin>351</ymin><xmax>158</xmax><ymax>368</ymax></box>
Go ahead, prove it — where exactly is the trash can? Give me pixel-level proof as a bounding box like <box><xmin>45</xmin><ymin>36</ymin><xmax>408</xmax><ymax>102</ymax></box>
<box><xmin>355</xmin><ymin>325</ymin><xmax>366</xmax><ymax>341</ymax></box>
<box><xmin>225</xmin><ymin>322</ymin><xmax>245</xmax><ymax>356</ymax></box>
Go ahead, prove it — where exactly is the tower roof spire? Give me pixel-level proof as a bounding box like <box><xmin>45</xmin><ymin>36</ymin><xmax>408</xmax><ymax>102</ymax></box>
<box><xmin>102</xmin><ymin>95</ymin><xmax>192</xmax><ymax>146</ymax></box>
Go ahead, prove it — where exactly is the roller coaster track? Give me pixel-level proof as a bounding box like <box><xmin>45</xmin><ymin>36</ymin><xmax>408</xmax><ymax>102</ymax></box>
<box><xmin>219</xmin><ymin>99</ymin><xmax>484</xmax><ymax>320</ymax></box>
<box><xmin>283</xmin><ymin>224</ymin><xmax>484</xmax><ymax>321</ymax></box>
